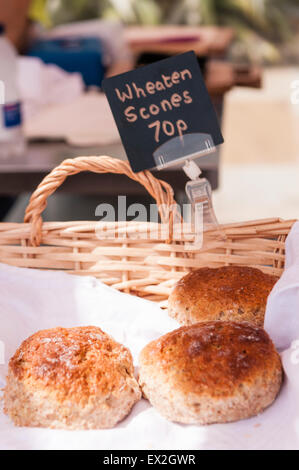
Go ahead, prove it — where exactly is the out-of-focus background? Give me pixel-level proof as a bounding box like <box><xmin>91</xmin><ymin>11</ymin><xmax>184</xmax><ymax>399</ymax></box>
<box><xmin>1</xmin><ymin>0</ymin><xmax>299</xmax><ymax>224</ymax></box>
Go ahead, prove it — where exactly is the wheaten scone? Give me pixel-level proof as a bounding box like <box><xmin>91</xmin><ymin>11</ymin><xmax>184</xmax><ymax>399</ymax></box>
<box><xmin>168</xmin><ymin>266</ymin><xmax>277</xmax><ymax>327</ymax></box>
<box><xmin>4</xmin><ymin>326</ymin><xmax>141</xmax><ymax>429</ymax></box>
<box><xmin>139</xmin><ymin>321</ymin><xmax>282</xmax><ymax>425</ymax></box>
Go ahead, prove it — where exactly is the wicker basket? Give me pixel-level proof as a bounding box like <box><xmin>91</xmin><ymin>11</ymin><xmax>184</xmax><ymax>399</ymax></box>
<box><xmin>0</xmin><ymin>156</ymin><xmax>296</xmax><ymax>304</ymax></box>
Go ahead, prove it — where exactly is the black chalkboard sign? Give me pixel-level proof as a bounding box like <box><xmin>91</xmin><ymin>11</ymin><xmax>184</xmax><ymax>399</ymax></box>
<box><xmin>102</xmin><ymin>51</ymin><xmax>223</xmax><ymax>173</ymax></box>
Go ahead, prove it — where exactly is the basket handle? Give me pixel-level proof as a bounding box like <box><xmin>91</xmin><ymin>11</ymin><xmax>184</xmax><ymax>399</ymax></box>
<box><xmin>24</xmin><ymin>156</ymin><xmax>177</xmax><ymax>246</ymax></box>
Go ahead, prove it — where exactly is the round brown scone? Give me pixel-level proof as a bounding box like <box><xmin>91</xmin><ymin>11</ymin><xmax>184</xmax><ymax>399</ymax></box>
<box><xmin>139</xmin><ymin>321</ymin><xmax>282</xmax><ymax>425</ymax></box>
<box><xmin>4</xmin><ymin>326</ymin><xmax>141</xmax><ymax>429</ymax></box>
<box><xmin>168</xmin><ymin>266</ymin><xmax>277</xmax><ymax>327</ymax></box>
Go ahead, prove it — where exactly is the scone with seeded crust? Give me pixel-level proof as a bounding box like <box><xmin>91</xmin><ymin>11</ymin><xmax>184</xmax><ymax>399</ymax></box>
<box><xmin>168</xmin><ymin>266</ymin><xmax>277</xmax><ymax>327</ymax></box>
<box><xmin>139</xmin><ymin>321</ymin><xmax>282</xmax><ymax>424</ymax></box>
<box><xmin>4</xmin><ymin>326</ymin><xmax>141</xmax><ymax>429</ymax></box>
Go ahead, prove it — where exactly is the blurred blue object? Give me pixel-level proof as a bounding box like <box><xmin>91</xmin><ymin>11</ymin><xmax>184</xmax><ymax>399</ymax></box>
<box><xmin>27</xmin><ymin>37</ymin><xmax>105</xmax><ymax>87</ymax></box>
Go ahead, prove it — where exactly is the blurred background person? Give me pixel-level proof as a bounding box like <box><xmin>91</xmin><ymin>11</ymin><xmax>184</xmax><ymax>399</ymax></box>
<box><xmin>0</xmin><ymin>0</ymin><xmax>133</xmax><ymax>75</ymax></box>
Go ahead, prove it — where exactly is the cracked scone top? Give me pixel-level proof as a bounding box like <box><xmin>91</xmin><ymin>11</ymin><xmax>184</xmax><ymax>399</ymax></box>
<box><xmin>168</xmin><ymin>266</ymin><xmax>278</xmax><ymax>326</ymax></box>
<box><xmin>139</xmin><ymin>321</ymin><xmax>282</xmax><ymax>425</ymax></box>
<box><xmin>4</xmin><ymin>326</ymin><xmax>141</xmax><ymax>429</ymax></box>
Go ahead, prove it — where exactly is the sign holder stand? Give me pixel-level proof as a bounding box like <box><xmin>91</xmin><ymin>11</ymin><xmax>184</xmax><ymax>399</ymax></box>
<box><xmin>153</xmin><ymin>132</ymin><xmax>226</xmax><ymax>248</ymax></box>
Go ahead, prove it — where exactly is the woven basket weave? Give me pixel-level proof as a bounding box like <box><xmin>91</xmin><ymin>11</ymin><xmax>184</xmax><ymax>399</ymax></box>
<box><xmin>0</xmin><ymin>156</ymin><xmax>295</xmax><ymax>304</ymax></box>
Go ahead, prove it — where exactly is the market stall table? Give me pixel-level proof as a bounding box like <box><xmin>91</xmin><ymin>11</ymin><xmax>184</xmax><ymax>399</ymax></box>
<box><xmin>0</xmin><ymin>141</ymin><xmax>219</xmax><ymax>197</ymax></box>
